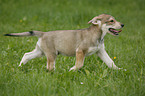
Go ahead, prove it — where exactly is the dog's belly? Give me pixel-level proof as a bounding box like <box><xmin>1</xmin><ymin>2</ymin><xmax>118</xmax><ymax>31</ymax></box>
<box><xmin>58</xmin><ymin>52</ymin><xmax>75</xmax><ymax>56</ymax></box>
<box><xmin>56</xmin><ymin>47</ymin><xmax>76</xmax><ymax>56</ymax></box>
<box><xmin>57</xmin><ymin>46</ymin><xmax>101</xmax><ymax>56</ymax></box>
<box><xmin>86</xmin><ymin>46</ymin><xmax>99</xmax><ymax>56</ymax></box>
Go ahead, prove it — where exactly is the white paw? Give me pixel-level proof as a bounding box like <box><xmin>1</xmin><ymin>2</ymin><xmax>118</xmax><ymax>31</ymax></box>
<box><xmin>18</xmin><ymin>64</ymin><xmax>22</xmax><ymax>67</ymax></box>
<box><xmin>69</xmin><ymin>66</ymin><xmax>76</xmax><ymax>71</ymax></box>
<box><xmin>18</xmin><ymin>62</ymin><xmax>23</xmax><ymax>67</ymax></box>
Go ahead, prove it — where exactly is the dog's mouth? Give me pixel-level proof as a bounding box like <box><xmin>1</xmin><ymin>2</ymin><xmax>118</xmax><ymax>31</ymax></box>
<box><xmin>109</xmin><ymin>28</ymin><xmax>122</xmax><ymax>36</ymax></box>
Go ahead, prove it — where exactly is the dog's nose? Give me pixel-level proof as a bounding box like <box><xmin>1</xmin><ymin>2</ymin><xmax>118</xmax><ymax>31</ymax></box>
<box><xmin>121</xmin><ymin>24</ymin><xmax>124</xmax><ymax>27</ymax></box>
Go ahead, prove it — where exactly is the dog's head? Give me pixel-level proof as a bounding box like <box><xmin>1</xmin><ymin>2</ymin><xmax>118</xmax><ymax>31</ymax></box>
<box><xmin>88</xmin><ymin>14</ymin><xmax>124</xmax><ymax>36</ymax></box>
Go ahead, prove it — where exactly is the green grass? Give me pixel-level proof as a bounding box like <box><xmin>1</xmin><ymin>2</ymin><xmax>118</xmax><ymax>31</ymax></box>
<box><xmin>0</xmin><ymin>0</ymin><xmax>145</xmax><ymax>96</ymax></box>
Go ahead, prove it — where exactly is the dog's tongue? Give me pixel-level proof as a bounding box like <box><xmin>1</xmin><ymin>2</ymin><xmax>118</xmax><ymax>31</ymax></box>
<box><xmin>110</xmin><ymin>29</ymin><xmax>122</xmax><ymax>33</ymax></box>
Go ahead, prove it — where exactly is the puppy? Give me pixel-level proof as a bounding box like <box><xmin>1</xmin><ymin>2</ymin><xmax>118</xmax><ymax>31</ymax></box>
<box><xmin>5</xmin><ymin>14</ymin><xmax>124</xmax><ymax>71</ymax></box>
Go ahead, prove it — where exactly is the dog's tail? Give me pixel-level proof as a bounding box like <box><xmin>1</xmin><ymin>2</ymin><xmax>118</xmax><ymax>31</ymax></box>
<box><xmin>4</xmin><ymin>31</ymin><xmax>43</xmax><ymax>37</ymax></box>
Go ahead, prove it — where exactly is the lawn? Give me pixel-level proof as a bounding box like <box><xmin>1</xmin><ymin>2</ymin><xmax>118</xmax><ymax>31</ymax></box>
<box><xmin>0</xmin><ymin>0</ymin><xmax>145</xmax><ymax>96</ymax></box>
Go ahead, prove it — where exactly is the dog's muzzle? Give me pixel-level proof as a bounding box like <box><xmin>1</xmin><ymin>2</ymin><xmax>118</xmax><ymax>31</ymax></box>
<box><xmin>109</xmin><ymin>28</ymin><xmax>122</xmax><ymax>36</ymax></box>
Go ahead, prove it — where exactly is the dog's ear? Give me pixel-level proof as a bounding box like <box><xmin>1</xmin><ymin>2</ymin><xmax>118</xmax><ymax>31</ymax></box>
<box><xmin>88</xmin><ymin>16</ymin><xmax>102</xmax><ymax>25</ymax></box>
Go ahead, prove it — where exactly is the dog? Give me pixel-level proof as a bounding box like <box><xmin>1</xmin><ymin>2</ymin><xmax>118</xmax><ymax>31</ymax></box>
<box><xmin>4</xmin><ymin>14</ymin><xmax>124</xmax><ymax>71</ymax></box>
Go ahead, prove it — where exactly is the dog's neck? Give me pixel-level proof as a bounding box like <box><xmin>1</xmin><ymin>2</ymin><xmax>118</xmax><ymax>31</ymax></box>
<box><xmin>88</xmin><ymin>25</ymin><xmax>106</xmax><ymax>42</ymax></box>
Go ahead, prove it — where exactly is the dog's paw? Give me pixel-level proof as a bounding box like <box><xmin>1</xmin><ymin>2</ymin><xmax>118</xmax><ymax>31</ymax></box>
<box><xmin>18</xmin><ymin>64</ymin><xmax>22</xmax><ymax>67</ymax></box>
<box><xmin>18</xmin><ymin>62</ymin><xmax>23</xmax><ymax>67</ymax></box>
<box><xmin>18</xmin><ymin>62</ymin><xmax>24</xmax><ymax>67</ymax></box>
<box><xmin>69</xmin><ymin>66</ymin><xmax>76</xmax><ymax>71</ymax></box>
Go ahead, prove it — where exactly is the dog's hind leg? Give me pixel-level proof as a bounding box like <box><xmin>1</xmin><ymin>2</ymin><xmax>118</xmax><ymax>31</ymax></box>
<box><xmin>19</xmin><ymin>44</ymin><xmax>43</xmax><ymax>67</ymax></box>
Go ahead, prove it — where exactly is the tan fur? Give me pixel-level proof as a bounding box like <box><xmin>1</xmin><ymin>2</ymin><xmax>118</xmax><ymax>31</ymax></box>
<box><xmin>5</xmin><ymin>14</ymin><xmax>124</xmax><ymax>71</ymax></box>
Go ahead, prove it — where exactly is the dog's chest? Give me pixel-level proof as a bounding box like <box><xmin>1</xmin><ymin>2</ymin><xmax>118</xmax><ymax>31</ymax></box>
<box><xmin>86</xmin><ymin>46</ymin><xmax>100</xmax><ymax>56</ymax></box>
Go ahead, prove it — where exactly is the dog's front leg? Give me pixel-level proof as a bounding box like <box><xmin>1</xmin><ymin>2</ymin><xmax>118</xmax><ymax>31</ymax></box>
<box><xmin>69</xmin><ymin>49</ymin><xmax>85</xmax><ymax>71</ymax></box>
<box><xmin>97</xmin><ymin>48</ymin><xmax>119</xmax><ymax>69</ymax></box>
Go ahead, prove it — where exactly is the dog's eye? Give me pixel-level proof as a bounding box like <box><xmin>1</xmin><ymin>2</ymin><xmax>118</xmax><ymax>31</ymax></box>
<box><xmin>110</xmin><ymin>20</ymin><xmax>114</xmax><ymax>22</ymax></box>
